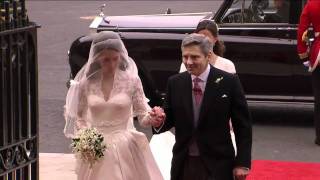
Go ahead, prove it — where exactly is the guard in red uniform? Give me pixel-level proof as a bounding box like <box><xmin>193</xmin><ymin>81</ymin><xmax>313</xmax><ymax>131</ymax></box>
<box><xmin>297</xmin><ymin>0</ymin><xmax>320</xmax><ymax>146</ymax></box>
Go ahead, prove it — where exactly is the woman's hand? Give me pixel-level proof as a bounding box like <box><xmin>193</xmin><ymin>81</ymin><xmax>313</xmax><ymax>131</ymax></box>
<box><xmin>76</xmin><ymin>119</ymin><xmax>87</xmax><ymax>130</ymax></box>
<box><xmin>149</xmin><ymin>106</ymin><xmax>166</xmax><ymax>127</ymax></box>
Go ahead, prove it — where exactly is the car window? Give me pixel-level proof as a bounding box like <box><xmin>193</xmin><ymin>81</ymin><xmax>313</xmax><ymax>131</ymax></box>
<box><xmin>264</xmin><ymin>0</ymin><xmax>290</xmax><ymax>23</ymax></box>
<box><xmin>221</xmin><ymin>0</ymin><xmax>291</xmax><ymax>24</ymax></box>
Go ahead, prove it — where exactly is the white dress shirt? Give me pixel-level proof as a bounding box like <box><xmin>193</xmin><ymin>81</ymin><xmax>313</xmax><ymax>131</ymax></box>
<box><xmin>191</xmin><ymin>64</ymin><xmax>211</xmax><ymax>93</ymax></box>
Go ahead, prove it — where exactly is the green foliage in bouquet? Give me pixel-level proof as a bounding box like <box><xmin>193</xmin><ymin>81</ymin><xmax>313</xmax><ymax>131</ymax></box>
<box><xmin>71</xmin><ymin>128</ymin><xmax>107</xmax><ymax>168</ymax></box>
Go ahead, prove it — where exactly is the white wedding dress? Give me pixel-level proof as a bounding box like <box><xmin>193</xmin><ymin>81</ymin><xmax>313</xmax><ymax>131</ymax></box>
<box><xmin>75</xmin><ymin>71</ymin><xmax>163</xmax><ymax>180</ymax></box>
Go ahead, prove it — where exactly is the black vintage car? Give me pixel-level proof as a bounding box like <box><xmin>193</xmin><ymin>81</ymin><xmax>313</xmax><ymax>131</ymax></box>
<box><xmin>68</xmin><ymin>0</ymin><xmax>312</xmax><ymax>118</ymax></box>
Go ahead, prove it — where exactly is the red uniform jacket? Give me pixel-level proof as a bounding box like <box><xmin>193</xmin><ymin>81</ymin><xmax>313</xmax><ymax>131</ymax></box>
<box><xmin>297</xmin><ymin>0</ymin><xmax>320</xmax><ymax>71</ymax></box>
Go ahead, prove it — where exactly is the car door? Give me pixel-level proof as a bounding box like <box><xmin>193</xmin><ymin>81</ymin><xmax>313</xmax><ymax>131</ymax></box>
<box><xmin>215</xmin><ymin>0</ymin><xmax>301</xmax><ymax>102</ymax></box>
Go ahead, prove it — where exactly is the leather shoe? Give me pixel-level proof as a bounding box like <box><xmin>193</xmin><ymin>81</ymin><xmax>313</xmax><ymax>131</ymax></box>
<box><xmin>315</xmin><ymin>138</ymin><xmax>320</xmax><ymax>146</ymax></box>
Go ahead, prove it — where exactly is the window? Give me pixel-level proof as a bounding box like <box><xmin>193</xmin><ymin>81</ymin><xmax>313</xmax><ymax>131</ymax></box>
<box><xmin>264</xmin><ymin>0</ymin><xmax>290</xmax><ymax>23</ymax></box>
<box><xmin>221</xmin><ymin>0</ymin><xmax>291</xmax><ymax>24</ymax></box>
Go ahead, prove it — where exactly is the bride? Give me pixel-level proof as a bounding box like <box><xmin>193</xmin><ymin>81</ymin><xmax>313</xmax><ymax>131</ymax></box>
<box><xmin>64</xmin><ymin>31</ymin><xmax>164</xmax><ymax>180</ymax></box>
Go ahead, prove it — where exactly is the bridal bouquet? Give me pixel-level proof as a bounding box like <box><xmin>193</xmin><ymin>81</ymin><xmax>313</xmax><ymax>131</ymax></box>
<box><xmin>71</xmin><ymin>128</ymin><xmax>107</xmax><ymax>168</ymax></box>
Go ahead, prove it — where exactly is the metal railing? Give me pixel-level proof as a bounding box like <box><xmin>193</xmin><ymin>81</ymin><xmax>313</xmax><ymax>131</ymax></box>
<box><xmin>1</xmin><ymin>0</ymin><xmax>29</xmax><ymax>31</ymax></box>
<box><xmin>1</xmin><ymin>0</ymin><xmax>39</xmax><ymax>179</ymax></box>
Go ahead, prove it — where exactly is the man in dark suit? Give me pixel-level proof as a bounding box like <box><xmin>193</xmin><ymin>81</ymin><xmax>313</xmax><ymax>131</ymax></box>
<box><xmin>151</xmin><ymin>34</ymin><xmax>252</xmax><ymax>180</ymax></box>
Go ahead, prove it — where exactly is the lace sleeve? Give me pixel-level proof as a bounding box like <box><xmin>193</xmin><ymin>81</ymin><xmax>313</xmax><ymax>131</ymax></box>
<box><xmin>64</xmin><ymin>80</ymin><xmax>88</xmax><ymax>138</ymax></box>
<box><xmin>76</xmin><ymin>83</ymin><xmax>88</xmax><ymax>130</ymax></box>
<box><xmin>132</xmin><ymin>76</ymin><xmax>151</xmax><ymax>127</ymax></box>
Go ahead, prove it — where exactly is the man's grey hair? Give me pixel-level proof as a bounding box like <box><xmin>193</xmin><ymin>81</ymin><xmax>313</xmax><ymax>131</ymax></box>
<box><xmin>181</xmin><ymin>33</ymin><xmax>213</xmax><ymax>56</ymax></box>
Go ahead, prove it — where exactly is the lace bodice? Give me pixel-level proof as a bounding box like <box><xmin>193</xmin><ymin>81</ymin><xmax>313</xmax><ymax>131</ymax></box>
<box><xmin>76</xmin><ymin>71</ymin><xmax>151</xmax><ymax>131</ymax></box>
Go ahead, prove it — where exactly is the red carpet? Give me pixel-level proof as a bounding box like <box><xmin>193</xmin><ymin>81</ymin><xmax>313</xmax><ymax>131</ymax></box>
<box><xmin>247</xmin><ymin>160</ymin><xmax>320</xmax><ymax>180</ymax></box>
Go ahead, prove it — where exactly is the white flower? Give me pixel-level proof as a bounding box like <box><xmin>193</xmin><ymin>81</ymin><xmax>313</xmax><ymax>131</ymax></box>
<box><xmin>71</xmin><ymin>128</ymin><xmax>107</xmax><ymax>168</ymax></box>
<box><xmin>215</xmin><ymin>77</ymin><xmax>224</xmax><ymax>84</ymax></box>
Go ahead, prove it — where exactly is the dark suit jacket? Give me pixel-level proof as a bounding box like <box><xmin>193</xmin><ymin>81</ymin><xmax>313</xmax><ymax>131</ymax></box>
<box><xmin>154</xmin><ymin>66</ymin><xmax>252</xmax><ymax>180</ymax></box>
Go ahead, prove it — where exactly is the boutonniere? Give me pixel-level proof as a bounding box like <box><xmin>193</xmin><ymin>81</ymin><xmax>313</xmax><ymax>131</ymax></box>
<box><xmin>215</xmin><ymin>77</ymin><xmax>224</xmax><ymax>84</ymax></box>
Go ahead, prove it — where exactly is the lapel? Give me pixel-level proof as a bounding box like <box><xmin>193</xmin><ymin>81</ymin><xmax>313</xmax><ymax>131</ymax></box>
<box><xmin>181</xmin><ymin>72</ymin><xmax>195</xmax><ymax>127</ymax></box>
<box><xmin>197</xmin><ymin>66</ymin><xmax>220</xmax><ymax>126</ymax></box>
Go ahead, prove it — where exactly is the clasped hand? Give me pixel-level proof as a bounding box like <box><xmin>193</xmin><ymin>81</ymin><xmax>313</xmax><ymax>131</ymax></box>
<box><xmin>149</xmin><ymin>106</ymin><xmax>166</xmax><ymax>127</ymax></box>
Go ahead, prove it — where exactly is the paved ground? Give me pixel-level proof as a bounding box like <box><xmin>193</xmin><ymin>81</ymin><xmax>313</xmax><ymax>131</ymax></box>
<box><xmin>27</xmin><ymin>0</ymin><xmax>320</xmax><ymax>164</ymax></box>
<box><xmin>40</xmin><ymin>153</ymin><xmax>76</xmax><ymax>180</ymax></box>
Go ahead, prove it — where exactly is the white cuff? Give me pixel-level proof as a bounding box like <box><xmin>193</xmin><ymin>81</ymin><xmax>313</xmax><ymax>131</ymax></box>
<box><xmin>153</xmin><ymin>122</ymin><xmax>165</xmax><ymax>133</ymax></box>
